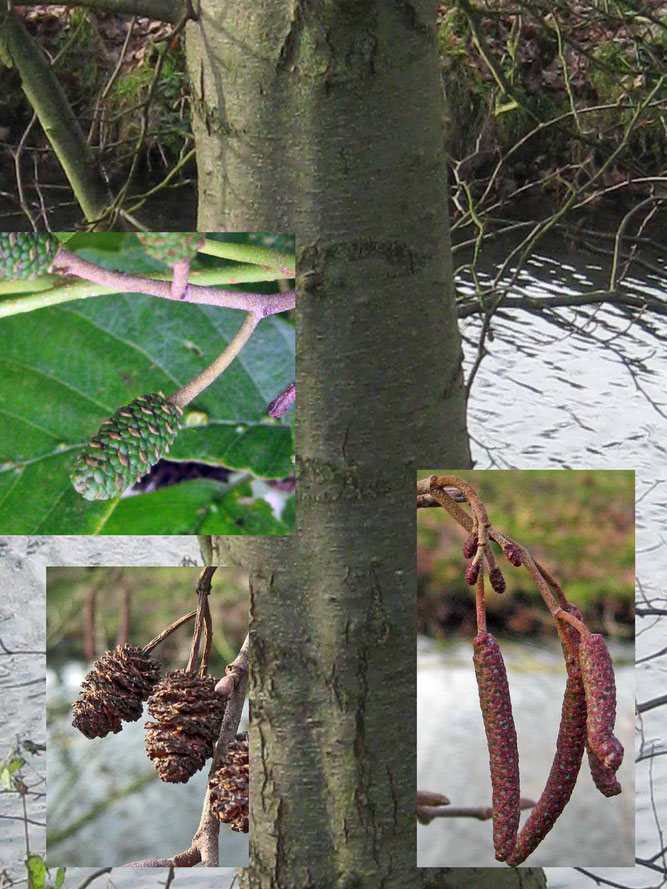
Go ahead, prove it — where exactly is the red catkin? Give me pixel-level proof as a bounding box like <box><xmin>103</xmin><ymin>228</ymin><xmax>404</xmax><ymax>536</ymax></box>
<box><xmin>465</xmin><ymin>560</ymin><xmax>481</xmax><ymax>586</ymax></box>
<box><xmin>506</xmin><ymin>605</ymin><xmax>587</xmax><ymax>866</ymax></box>
<box><xmin>489</xmin><ymin>567</ymin><xmax>506</xmax><ymax>595</ymax></box>
<box><xmin>579</xmin><ymin>634</ymin><xmax>624</xmax><ymax>773</ymax></box>
<box><xmin>463</xmin><ymin>534</ymin><xmax>479</xmax><ymax>559</ymax></box>
<box><xmin>473</xmin><ymin>632</ymin><xmax>521</xmax><ymax>861</ymax></box>
<box><xmin>503</xmin><ymin>542</ymin><xmax>522</xmax><ymax>567</ymax></box>
<box><xmin>559</xmin><ymin>610</ymin><xmax>622</xmax><ymax>798</ymax></box>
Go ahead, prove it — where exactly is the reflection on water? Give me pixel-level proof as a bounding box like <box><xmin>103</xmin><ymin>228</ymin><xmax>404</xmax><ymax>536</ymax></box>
<box><xmin>460</xmin><ymin>233</ymin><xmax>666</xmax><ymax>472</ymax></box>
<box><xmin>61</xmin><ymin>868</ymin><xmax>236</xmax><ymax>888</ymax></box>
<box><xmin>417</xmin><ymin>635</ymin><xmax>634</xmax><ymax>867</ymax></box>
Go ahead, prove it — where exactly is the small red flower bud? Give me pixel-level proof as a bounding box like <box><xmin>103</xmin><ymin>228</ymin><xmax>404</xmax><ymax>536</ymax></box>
<box><xmin>463</xmin><ymin>534</ymin><xmax>478</xmax><ymax>559</ymax></box>
<box><xmin>489</xmin><ymin>567</ymin><xmax>506</xmax><ymax>595</ymax></box>
<box><xmin>465</xmin><ymin>560</ymin><xmax>480</xmax><ymax>586</ymax></box>
<box><xmin>503</xmin><ymin>542</ymin><xmax>522</xmax><ymax>567</ymax></box>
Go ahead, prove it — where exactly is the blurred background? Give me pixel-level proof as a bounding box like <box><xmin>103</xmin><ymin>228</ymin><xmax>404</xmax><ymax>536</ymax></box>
<box><xmin>417</xmin><ymin>469</ymin><xmax>634</xmax><ymax>867</ymax></box>
<box><xmin>46</xmin><ymin>566</ymin><xmax>249</xmax><ymax>867</ymax></box>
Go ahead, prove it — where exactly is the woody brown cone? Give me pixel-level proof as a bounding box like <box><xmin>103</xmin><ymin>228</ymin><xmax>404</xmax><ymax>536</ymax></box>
<box><xmin>209</xmin><ymin>732</ymin><xmax>249</xmax><ymax>833</ymax></box>
<box><xmin>72</xmin><ymin>644</ymin><xmax>162</xmax><ymax>739</ymax></box>
<box><xmin>145</xmin><ymin>670</ymin><xmax>224</xmax><ymax>783</ymax></box>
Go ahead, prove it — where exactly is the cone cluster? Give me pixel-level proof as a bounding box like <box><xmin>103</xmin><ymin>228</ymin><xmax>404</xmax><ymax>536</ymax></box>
<box><xmin>72</xmin><ymin>644</ymin><xmax>162</xmax><ymax>739</ymax></box>
<box><xmin>145</xmin><ymin>670</ymin><xmax>225</xmax><ymax>783</ymax></box>
<box><xmin>209</xmin><ymin>732</ymin><xmax>249</xmax><ymax>833</ymax></box>
<box><xmin>136</xmin><ymin>233</ymin><xmax>204</xmax><ymax>265</ymax></box>
<box><xmin>70</xmin><ymin>392</ymin><xmax>183</xmax><ymax>500</ymax></box>
<box><xmin>0</xmin><ymin>232</ymin><xmax>60</xmax><ymax>280</ymax></box>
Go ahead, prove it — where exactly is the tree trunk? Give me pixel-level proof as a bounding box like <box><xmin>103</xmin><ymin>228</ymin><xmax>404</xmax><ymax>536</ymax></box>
<box><xmin>189</xmin><ymin>2</ymin><xmax>542</xmax><ymax>886</ymax></box>
<box><xmin>186</xmin><ymin>0</ymin><xmax>470</xmax><ymax>462</ymax></box>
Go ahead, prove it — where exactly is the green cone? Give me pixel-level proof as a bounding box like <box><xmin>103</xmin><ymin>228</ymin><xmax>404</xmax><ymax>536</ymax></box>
<box><xmin>136</xmin><ymin>232</ymin><xmax>204</xmax><ymax>265</ymax></box>
<box><xmin>0</xmin><ymin>233</ymin><xmax>60</xmax><ymax>280</ymax></box>
<box><xmin>71</xmin><ymin>392</ymin><xmax>184</xmax><ymax>500</ymax></box>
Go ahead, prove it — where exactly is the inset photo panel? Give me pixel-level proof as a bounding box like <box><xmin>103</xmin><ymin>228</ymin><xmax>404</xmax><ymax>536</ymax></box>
<box><xmin>46</xmin><ymin>565</ymin><xmax>249</xmax><ymax>867</ymax></box>
<box><xmin>0</xmin><ymin>232</ymin><xmax>295</xmax><ymax>535</ymax></box>
<box><xmin>416</xmin><ymin>470</ymin><xmax>634</xmax><ymax>867</ymax></box>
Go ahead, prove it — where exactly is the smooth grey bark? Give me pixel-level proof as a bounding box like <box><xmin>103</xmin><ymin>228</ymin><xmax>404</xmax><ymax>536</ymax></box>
<box><xmin>207</xmin><ymin>540</ymin><xmax>547</xmax><ymax>888</ymax></box>
<box><xmin>186</xmin><ymin>1</ymin><xmax>470</xmax><ymax>462</ymax></box>
<box><xmin>187</xmin><ymin>2</ymin><xmax>541</xmax><ymax>887</ymax></box>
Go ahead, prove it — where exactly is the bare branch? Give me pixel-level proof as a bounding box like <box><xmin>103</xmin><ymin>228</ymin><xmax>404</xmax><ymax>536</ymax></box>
<box><xmin>51</xmin><ymin>249</ymin><xmax>295</xmax><ymax>316</ymax></box>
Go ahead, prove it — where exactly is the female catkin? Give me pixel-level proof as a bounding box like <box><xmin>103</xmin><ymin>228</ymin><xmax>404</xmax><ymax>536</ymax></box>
<box><xmin>463</xmin><ymin>534</ymin><xmax>478</xmax><ymax>559</ymax></box>
<box><xmin>473</xmin><ymin>632</ymin><xmax>521</xmax><ymax>861</ymax></box>
<box><xmin>579</xmin><ymin>634</ymin><xmax>624</xmax><ymax>773</ymax></box>
<box><xmin>506</xmin><ymin>605</ymin><xmax>587</xmax><ymax>866</ymax></box>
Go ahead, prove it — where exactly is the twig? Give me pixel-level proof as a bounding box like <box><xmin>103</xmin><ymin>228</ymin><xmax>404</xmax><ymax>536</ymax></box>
<box><xmin>102</xmin><ymin>8</ymin><xmax>193</xmax><ymax>223</ymax></box>
<box><xmin>418</xmin><ymin>798</ymin><xmax>536</xmax><ymax>823</ymax></box>
<box><xmin>556</xmin><ymin>608</ymin><xmax>590</xmax><ymax>637</ymax></box>
<box><xmin>416</xmin><ymin>791</ymin><xmax>450</xmax><ymax>807</ymax></box>
<box><xmin>142</xmin><ymin>610</ymin><xmax>197</xmax><ymax>655</ymax></box>
<box><xmin>215</xmin><ymin>634</ymin><xmax>250</xmax><ymax>697</ymax></box>
<box><xmin>637</xmin><ymin>694</ymin><xmax>667</xmax><ymax>715</ymax></box>
<box><xmin>185</xmin><ymin>567</ymin><xmax>217</xmax><ymax>674</ymax></box>
<box><xmin>201</xmin><ymin>597</ymin><xmax>214</xmax><ymax>678</ymax></box>
<box><xmin>14</xmin><ymin>0</ymin><xmax>186</xmax><ymax>21</ymax></box>
<box><xmin>422</xmin><ymin>475</ymin><xmax>575</xmax><ymax>621</ymax></box>
<box><xmin>0</xmin><ymin>640</ymin><xmax>44</xmax><ymax>656</ymax></box>
<box><xmin>168</xmin><ymin>313</ymin><xmax>260</xmax><ymax>408</ymax></box>
<box><xmin>0</xmin><ymin>263</ymin><xmax>292</xmax><ymax>318</ymax></box>
<box><xmin>77</xmin><ymin>868</ymin><xmax>113</xmax><ymax>889</ymax></box>
<box><xmin>416</xmin><ymin>486</ymin><xmax>468</xmax><ymax>506</ymax></box>
<box><xmin>50</xmin><ymin>249</ymin><xmax>295</xmax><ymax>316</ymax></box>
<box><xmin>0</xmin><ymin>8</ymin><xmax>110</xmax><ymax>224</ymax></box>
<box><xmin>198</xmin><ymin>240</ymin><xmax>295</xmax><ymax>278</ymax></box>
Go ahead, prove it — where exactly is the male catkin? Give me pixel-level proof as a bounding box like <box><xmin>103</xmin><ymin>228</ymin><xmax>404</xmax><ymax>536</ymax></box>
<box><xmin>506</xmin><ymin>605</ymin><xmax>587</xmax><ymax>865</ymax></box>
<box><xmin>562</xmin><ymin>617</ymin><xmax>621</xmax><ymax>797</ymax></box>
<box><xmin>579</xmin><ymin>634</ymin><xmax>624</xmax><ymax>773</ymax></box>
<box><xmin>473</xmin><ymin>632</ymin><xmax>521</xmax><ymax>861</ymax></box>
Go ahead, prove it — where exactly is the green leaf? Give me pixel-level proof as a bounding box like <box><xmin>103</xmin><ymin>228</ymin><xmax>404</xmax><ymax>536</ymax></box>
<box><xmin>170</xmin><ymin>423</ymin><xmax>294</xmax><ymax>479</ymax></box>
<box><xmin>101</xmin><ymin>479</ymin><xmax>289</xmax><ymax>535</ymax></box>
<box><xmin>54</xmin><ymin>868</ymin><xmax>66</xmax><ymax>889</ymax></box>
<box><xmin>281</xmin><ymin>494</ymin><xmax>296</xmax><ymax>533</ymax></box>
<box><xmin>1</xmin><ymin>755</ymin><xmax>25</xmax><ymax>789</ymax></box>
<box><xmin>0</xmin><ymin>247</ymin><xmax>294</xmax><ymax>533</ymax></box>
<box><xmin>26</xmin><ymin>855</ymin><xmax>47</xmax><ymax>889</ymax></box>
